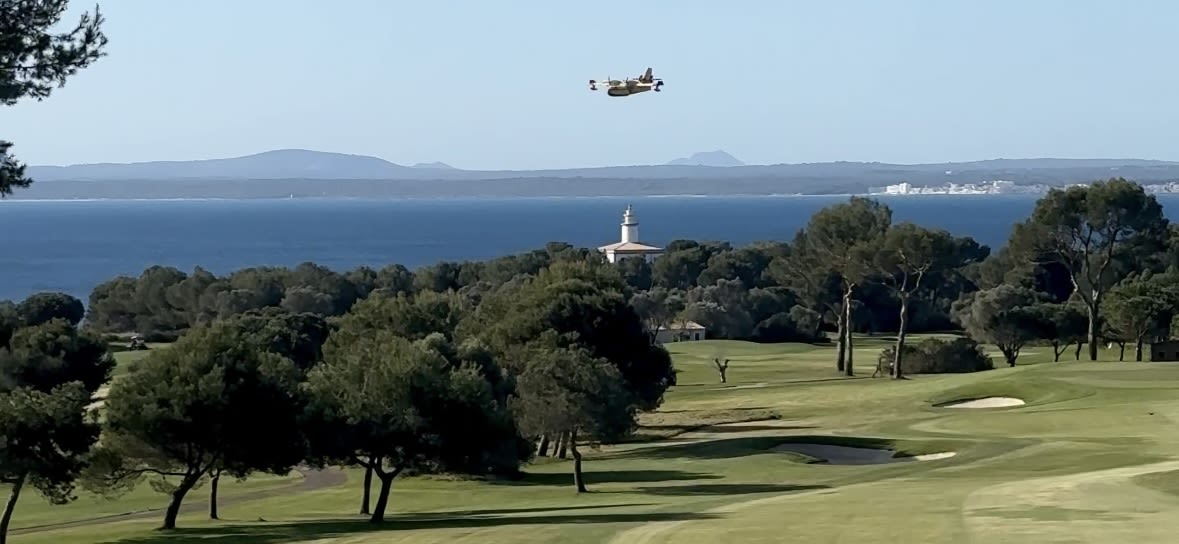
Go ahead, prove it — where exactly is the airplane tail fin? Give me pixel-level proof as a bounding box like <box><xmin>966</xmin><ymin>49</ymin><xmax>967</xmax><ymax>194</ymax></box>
<box><xmin>642</xmin><ymin>67</ymin><xmax>653</xmax><ymax>82</ymax></box>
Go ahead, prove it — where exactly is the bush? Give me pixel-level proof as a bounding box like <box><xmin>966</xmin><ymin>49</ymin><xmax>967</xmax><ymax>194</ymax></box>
<box><xmin>141</xmin><ymin>329</ymin><xmax>182</xmax><ymax>343</ymax></box>
<box><xmin>878</xmin><ymin>337</ymin><xmax>993</xmax><ymax>375</ymax></box>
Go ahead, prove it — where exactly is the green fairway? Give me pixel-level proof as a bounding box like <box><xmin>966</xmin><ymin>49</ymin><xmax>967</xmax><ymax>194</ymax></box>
<box><xmin>12</xmin><ymin>336</ymin><xmax>1179</xmax><ymax>543</ymax></box>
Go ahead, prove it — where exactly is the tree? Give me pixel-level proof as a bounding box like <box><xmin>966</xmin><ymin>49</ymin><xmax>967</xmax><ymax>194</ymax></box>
<box><xmin>865</xmin><ymin>223</ymin><xmax>984</xmax><ymax>379</ymax></box>
<box><xmin>88</xmin><ymin>322</ymin><xmax>305</xmax><ymax>530</ymax></box>
<box><xmin>2</xmin><ymin>0</ymin><xmax>109</xmax><ymax>196</ymax></box>
<box><xmin>15</xmin><ymin>292</ymin><xmax>84</xmax><ymax>327</ymax></box>
<box><xmin>0</xmin><ymin>319</ymin><xmax>111</xmax><ymax>544</ymax></box>
<box><xmin>510</xmin><ymin>344</ymin><xmax>635</xmax><ymax>493</ymax></box>
<box><xmin>1103</xmin><ymin>273</ymin><xmax>1178</xmax><ymax>361</ymax></box>
<box><xmin>1008</xmin><ymin>179</ymin><xmax>1170</xmax><ymax>360</ymax></box>
<box><xmin>467</xmin><ymin>260</ymin><xmax>675</xmax><ymax>411</ymax></box>
<box><xmin>0</xmin><ymin>384</ymin><xmax>97</xmax><ymax>544</ymax></box>
<box><xmin>951</xmin><ymin>285</ymin><xmax>1048</xmax><ymax>366</ymax></box>
<box><xmin>1033</xmin><ymin>302</ymin><xmax>1089</xmax><ymax>361</ymax></box>
<box><xmin>0</xmin><ymin>319</ymin><xmax>113</xmax><ymax>394</ymax></box>
<box><xmin>713</xmin><ymin>356</ymin><xmax>730</xmax><ymax>383</ymax></box>
<box><xmin>629</xmin><ymin>287</ymin><xmax>685</xmax><ymax>344</ymax></box>
<box><xmin>777</xmin><ymin>197</ymin><xmax>891</xmax><ymax>376</ymax></box>
<box><xmin>302</xmin><ymin>331</ymin><xmax>513</xmax><ymax>523</ymax></box>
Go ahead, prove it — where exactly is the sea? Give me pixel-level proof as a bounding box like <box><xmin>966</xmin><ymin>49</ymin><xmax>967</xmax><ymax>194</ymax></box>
<box><xmin>5</xmin><ymin>193</ymin><xmax>1179</xmax><ymax>304</ymax></box>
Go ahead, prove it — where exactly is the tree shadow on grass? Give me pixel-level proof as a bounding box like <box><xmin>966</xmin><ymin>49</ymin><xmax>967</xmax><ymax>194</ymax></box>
<box><xmin>635</xmin><ymin>483</ymin><xmax>829</xmax><ymax>496</ymax></box>
<box><xmin>492</xmin><ymin>469</ymin><xmax>722</xmax><ymax>487</ymax></box>
<box><xmin>612</xmin><ymin>435</ymin><xmax>897</xmax><ymax>461</ymax></box>
<box><xmin>610</xmin><ymin>437</ymin><xmax>792</xmax><ymax>460</ymax></box>
<box><xmin>642</xmin><ymin>423</ymin><xmax>817</xmax><ymax>434</ymax></box>
<box><xmin>103</xmin><ymin>510</ymin><xmax>721</xmax><ymax>544</ymax></box>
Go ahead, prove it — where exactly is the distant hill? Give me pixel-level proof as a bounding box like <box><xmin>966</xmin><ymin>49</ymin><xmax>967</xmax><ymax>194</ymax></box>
<box><xmin>27</xmin><ymin>149</ymin><xmax>411</xmax><ymax>181</ymax></box>
<box><xmin>665</xmin><ymin>150</ymin><xmax>746</xmax><ymax>167</ymax></box>
<box><xmin>17</xmin><ymin>149</ymin><xmax>1179</xmax><ymax>200</ymax></box>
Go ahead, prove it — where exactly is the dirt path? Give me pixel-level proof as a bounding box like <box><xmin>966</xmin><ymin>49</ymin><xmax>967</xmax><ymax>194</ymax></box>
<box><xmin>9</xmin><ymin>467</ymin><xmax>347</xmax><ymax>535</ymax></box>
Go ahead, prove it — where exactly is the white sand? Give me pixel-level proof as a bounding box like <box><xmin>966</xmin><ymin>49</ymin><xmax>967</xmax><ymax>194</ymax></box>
<box><xmin>912</xmin><ymin>451</ymin><xmax>957</xmax><ymax>461</ymax></box>
<box><xmin>773</xmin><ymin>443</ymin><xmax>957</xmax><ymax>465</ymax></box>
<box><xmin>942</xmin><ymin>397</ymin><xmax>1026</xmax><ymax>409</ymax></box>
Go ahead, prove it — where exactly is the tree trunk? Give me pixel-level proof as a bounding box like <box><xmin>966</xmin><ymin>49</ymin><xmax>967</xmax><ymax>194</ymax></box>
<box><xmin>209</xmin><ymin>470</ymin><xmax>220</xmax><ymax>520</ymax></box>
<box><xmin>1052</xmin><ymin>342</ymin><xmax>1066</xmax><ymax>362</ymax></box>
<box><xmin>161</xmin><ymin>474</ymin><xmax>200</xmax><ymax>530</ymax></box>
<box><xmin>843</xmin><ymin>286</ymin><xmax>855</xmax><ymax>376</ymax></box>
<box><xmin>1086</xmin><ymin>303</ymin><xmax>1099</xmax><ymax>361</ymax></box>
<box><xmin>1002</xmin><ymin>346</ymin><xmax>1019</xmax><ymax>367</ymax></box>
<box><xmin>891</xmin><ymin>295</ymin><xmax>909</xmax><ymax>380</ymax></box>
<box><xmin>1135</xmin><ymin>339</ymin><xmax>1144</xmax><ymax>362</ymax></box>
<box><xmin>570</xmin><ymin>429</ymin><xmax>586</xmax><ymax>493</ymax></box>
<box><xmin>360</xmin><ymin>464</ymin><xmax>373</xmax><ymax>515</ymax></box>
<box><xmin>1117</xmin><ymin>342</ymin><xmax>1125</xmax><ymax>361</ymax></box>
<box><xmin>0</xmin><ymin>474</ymin><xmax>26</xmax><ymax>544</ymax></box>
<box><xmin>834</xmin><ymin>311</ymin><xmax>847</xmax><ymax>373</ymax></box>
<box><xmin>537</xmin><ymin>435</ymin><xmax>551</xmax><ymax>457</ymax></box>
<box><xmin>556</xmin><ymin>432</ymin><xmax>568</xmax><ymax>459</ymax></box>
<box><xmin>369</xmin><ymin>472</ymin><xmax>395</xmax><ymax>523</ymax></box>
<box><xmin>1074</xmin><ymin>341</ymin><xmax>1083</xmax><ymax>361</ymax></box>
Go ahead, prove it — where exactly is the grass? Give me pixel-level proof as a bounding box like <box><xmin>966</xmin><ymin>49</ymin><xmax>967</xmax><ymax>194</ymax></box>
<box><xmin>13</xmin><ymin>333</ymin><xmax>1179</xmax><ymax>543</ymax></box>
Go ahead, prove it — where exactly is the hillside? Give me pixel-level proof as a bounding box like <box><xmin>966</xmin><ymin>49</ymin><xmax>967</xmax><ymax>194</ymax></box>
<box><xmin>16</xmin><ymin>149</ymin><xmax>1179</xmax><ymax>199</ymax></box>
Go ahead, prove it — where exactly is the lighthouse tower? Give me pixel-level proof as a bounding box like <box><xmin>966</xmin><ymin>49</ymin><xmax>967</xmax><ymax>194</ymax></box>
<box><xmin>621</xmin><ymin>204</ymin><xmax>639</xmax><ymax>243</ymax></box>
<box><xmin>597</xmin><ymin>205</ymin><xmax>664</xmax><ymax>263</ymax></box>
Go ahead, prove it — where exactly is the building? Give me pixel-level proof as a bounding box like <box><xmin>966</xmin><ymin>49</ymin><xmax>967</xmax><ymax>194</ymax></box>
<box><xmin>1150</xmin><ymin>340</ymin><xmax>1179</xmax><ymax>362</ymax></box>
<box><xmin>597</xmin><ymin>205</ymin><xmax>664</xmax><ymax>263</ymax></box>
<box><xmin>653</xmin><ymin>320</ymin><xmax>707</xmax><ymax>343</ymax></box>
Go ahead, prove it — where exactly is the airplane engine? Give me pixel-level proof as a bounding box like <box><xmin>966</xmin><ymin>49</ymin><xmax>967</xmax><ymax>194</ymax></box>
<box><xmin>589</xmin><ymin>79</ymin><xmax>597</xmax><ymax>90</ymax></box>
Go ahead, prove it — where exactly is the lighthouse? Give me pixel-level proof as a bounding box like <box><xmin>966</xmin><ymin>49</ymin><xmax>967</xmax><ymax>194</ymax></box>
<box><xmin>597</xmin><ymin>205</ymin><xmax>664</xmax><ymax>263</ymax></box>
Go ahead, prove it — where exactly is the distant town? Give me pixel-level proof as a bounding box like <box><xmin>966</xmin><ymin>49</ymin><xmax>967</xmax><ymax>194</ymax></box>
<box><xmin>870</xmin><ymin>180</ymin><xmax>1179</xmax><ymax>196</ymax></box>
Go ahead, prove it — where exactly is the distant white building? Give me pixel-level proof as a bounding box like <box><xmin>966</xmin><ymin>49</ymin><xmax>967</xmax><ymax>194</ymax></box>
<box><xmin>597</xmin><ymin>205</ymin><xmax>664</xmax><ymax>263</ymax></box>
<box><xmin>653</xmin><ymin>320</ymin><xmax>707</xmax><ymax>343</ymax></box>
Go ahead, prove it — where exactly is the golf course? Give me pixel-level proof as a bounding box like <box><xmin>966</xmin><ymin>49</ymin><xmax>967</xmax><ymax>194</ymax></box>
<box><xmin>7</xmin><ymin>333</ymin><xmax>1178</xmax><ymax>543</ymax></box>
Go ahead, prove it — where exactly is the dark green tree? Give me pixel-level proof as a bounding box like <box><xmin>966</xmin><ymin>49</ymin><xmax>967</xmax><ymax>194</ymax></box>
<box><xmin>1008</xmin><ymin>179</ymin><xmax>1170</xmax><ymax>360</ymax></box>
<box><xmin>302</xmin><ymin>331</ymin><xmax>513</xmax><ymax>523</ymax></box>
<box><xmin>1</xmin><ymin>0</ymin><xmax>108</xmax><ymax>196</ymax></box>
<box><xmin>0</xmin><ymin>318</ymin><xmax>111</xmax><ymax>544</ymax></box>
<box><xmin>1103</xmin><ymin>273</ymin><xmax>1179</xmax><ymax>361</ymax></box>
<box><xmin>951</xmin><ymin>285</ymin><xmax>1048</xmax><ymax>366</ymax></box>
<box><xmin>510</xmin><ymin>343</ymin><xmax>635</xmax><ymax>493</ymax></box>
<box><xmin>0</xmin><ymin>383</ymin><xmax>97</xmax><ymax>544</ymax></box>
<box><xmin>778</xmin><ymin>197</ymin><xmax>891</xmax><ymax>376</ymax></box>
<box><xmin>15</xmin><ymin>292</ymin><xmax>84</xmax><ymax>327</ymax></box>
<box><xmin>864</xmin><ymin>223</ymin><xmax>984</xmax><ymax>379</ymax></box>
<box><xmin>87</xmin><ymin>321</ymin><xmax>305</xmax><ymax>530</ymax></box>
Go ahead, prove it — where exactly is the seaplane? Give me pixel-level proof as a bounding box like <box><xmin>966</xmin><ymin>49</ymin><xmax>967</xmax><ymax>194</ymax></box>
<box><xmin>589</xmin><ymin>67</ymin><xmax>664</xmax><ymax>97</ymax></box>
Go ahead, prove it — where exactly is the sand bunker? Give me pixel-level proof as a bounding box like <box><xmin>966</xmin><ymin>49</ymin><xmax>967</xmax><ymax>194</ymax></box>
<box><xmin>941</xmin><ymin>397</ymin><xmax>1026</xmax><ymax>409</ymax></box>
<box><xmin>773</xmin><ymin>443</ymin><xmax>957</xmax><ymax>465</ymax></box>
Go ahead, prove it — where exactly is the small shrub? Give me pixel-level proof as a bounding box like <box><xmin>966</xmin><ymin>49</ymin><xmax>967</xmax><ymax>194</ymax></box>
<box><xmin>878</xmin><ymin>337</ymin><xmax>993</xmax><ymax>375</ymax></box>
<box><xmin>141</xmin><ymin>329</ymin><xmax>182</xmax><ymax>343</ymax></box>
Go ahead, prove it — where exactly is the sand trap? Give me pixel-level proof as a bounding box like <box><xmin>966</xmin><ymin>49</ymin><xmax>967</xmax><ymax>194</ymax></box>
<box><xmin>773</xmin><ymin>443</ymin><xmax>957</xmax><ymax>465</ymax></box>
<box><xmin>941</xmin><ymin>397</ymin><xmax>1026</xmax><ymax>409</ymax></box>
<box><xmin>912</xmin><ymin>451</ymin><xmax>958</xmax><ymax>461</ymax></box>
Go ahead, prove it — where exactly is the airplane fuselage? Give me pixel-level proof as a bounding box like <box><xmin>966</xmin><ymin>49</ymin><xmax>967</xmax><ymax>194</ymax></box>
<box><xmin>607</xmin><ymin>84</ymin><xmax>653</xmax><ymax>97</ymax></box>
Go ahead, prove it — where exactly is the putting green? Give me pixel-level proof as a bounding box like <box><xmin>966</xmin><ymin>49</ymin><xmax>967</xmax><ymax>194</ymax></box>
<box><xmin>13</xmin><ymin>336</ymin><xmax>1179</xmax><ymax>544</ymax></box>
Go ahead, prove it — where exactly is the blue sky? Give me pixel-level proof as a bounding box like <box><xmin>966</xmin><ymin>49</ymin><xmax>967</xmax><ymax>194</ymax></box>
<box><xmin>6</xmin><ymin>0</ymin><xmax>1178</xmax><ymax>169</ymax></box>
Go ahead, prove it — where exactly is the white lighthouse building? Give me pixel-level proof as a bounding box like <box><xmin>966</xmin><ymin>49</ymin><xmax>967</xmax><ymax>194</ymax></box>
<box><xmin>597</xmin><ymin>205</ymin><xmax>664</xmax><ymax>263</ymax></box>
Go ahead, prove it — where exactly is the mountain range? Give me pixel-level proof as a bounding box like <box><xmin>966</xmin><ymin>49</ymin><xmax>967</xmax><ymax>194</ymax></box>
<box><xmin>13</xmin><ymin>149</ymin><xmax>1179</xmax><ymax>200</ymax></box>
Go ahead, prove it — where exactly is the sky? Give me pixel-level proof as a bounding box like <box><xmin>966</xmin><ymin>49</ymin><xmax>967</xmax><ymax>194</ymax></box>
<box><xmin>5</xmin><ymin>0</ymin><xmax>1179</xmax><ymax>170</ymax></box>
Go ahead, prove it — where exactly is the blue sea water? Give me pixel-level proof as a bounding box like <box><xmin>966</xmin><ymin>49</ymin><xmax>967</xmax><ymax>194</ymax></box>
<box><xmin>4</xmin><ymin>193</ymin><xmax>1179</xmax><ymax>304</ymax></box>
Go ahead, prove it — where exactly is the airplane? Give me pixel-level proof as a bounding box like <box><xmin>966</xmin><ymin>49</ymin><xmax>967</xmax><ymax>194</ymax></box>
<box><xmin>589</xmin><ymin>67</ymin><xmax>664</xmax><ymax>97</ymax></box>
